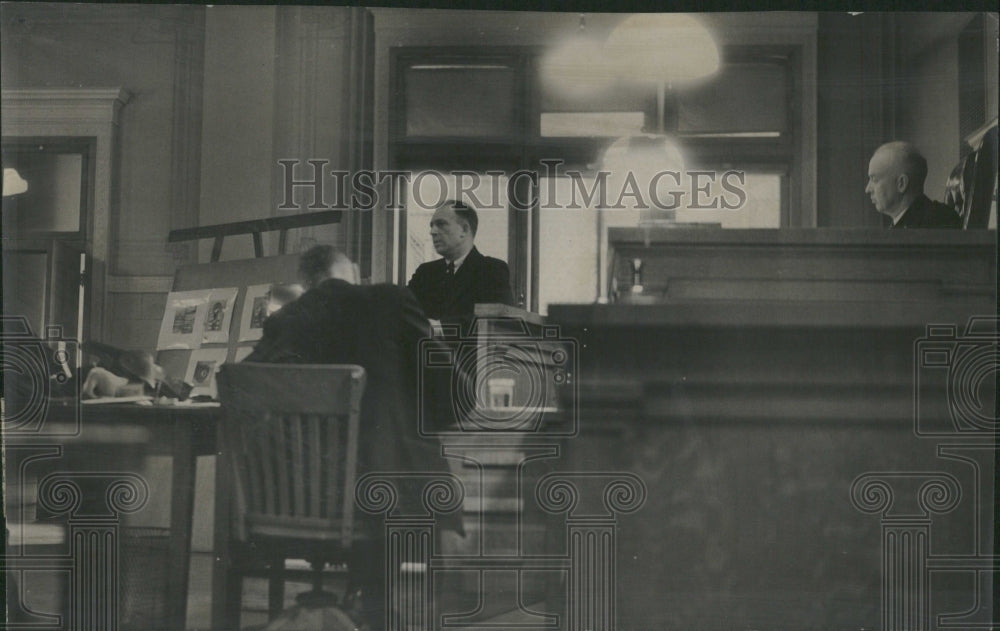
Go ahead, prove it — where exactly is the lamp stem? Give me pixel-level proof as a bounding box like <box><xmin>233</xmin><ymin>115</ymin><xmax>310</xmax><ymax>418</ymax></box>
<box><xmin>657</xmin><ymin>82</ymin><xmax>665</xmax><ymax>134</ymax></box>
<box><xmin>657</xmin><ymin>81</ymin><xmax>680</xmax><ymax>134</ymax></box>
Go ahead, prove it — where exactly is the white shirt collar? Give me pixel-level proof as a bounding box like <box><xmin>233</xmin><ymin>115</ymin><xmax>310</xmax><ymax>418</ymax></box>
<box><xmin>889</xmin><ymin>206</ymin><xmax>907</xmax><ymax>226</ymax></box>
<box><xmin>449</xmin><ymin>250</ymin><xmax>470</xmax><ymax>271</ymax></box>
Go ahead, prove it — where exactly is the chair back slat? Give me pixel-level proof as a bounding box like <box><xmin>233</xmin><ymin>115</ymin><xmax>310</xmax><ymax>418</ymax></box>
<box><xmin>241</xmin><ymin>421</ymin><xmax>262</xmax><ymax>514</ymax></box>
<box><xmin>290</xmin><ymin>415</ymin><xmax>305</xmax><ymax>517</ymax></box>
<box><xmin>325</xmin><ymin>419</ymin><xmax>342</xmax><ymax>523</ymax></box>
<box><xmin>273</xmin><ymin>414</ymin><xmax>291</xmax><ymax>516</ymax></box>
<box><xmin>256</xmin><ymin>413</ymin><xmax>278</xmax><ymax>515</ymax></box>
<box><xmin>308</xmin><ymin>414</ymin><xmax>322</xmax><ymax>518</ymax></box>
<box><xmin>253</xmin><ymin>429</ymin><xmax>270</xmax><ymax>514</ymax></box>
<box><xmin>217</xmin><ymin>363</ymin><xmax>366</xmax><ymax>544</ymax></box>
<box><xmin>340</xmin><ymin>396</ymin><xmax>361</xmax><ymax>542</ymax></box>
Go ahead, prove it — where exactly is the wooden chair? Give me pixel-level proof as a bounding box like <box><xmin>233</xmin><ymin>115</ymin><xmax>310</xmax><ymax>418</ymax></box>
<box><xmin>216</xmin><ymin>363</ymin><xmax>367</xmax><ymax>626</ymax></box>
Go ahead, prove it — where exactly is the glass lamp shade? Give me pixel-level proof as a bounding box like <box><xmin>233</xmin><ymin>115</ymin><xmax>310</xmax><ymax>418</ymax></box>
<box><xmin>601</xmin><ymin>134</ymin><xmax>687</xmax><ymax>223</ymax></box>
<box><xmin>604</xmin><ymin>14</ymin><xmax>720</xmax><ymax>85</ymax></box>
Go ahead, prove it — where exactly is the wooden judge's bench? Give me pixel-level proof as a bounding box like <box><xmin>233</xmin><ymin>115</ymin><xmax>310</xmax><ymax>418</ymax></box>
<box><xmin>541</xmin><ymin>228</ymin><xmax>997</xmax><ymax>629</ymax></box>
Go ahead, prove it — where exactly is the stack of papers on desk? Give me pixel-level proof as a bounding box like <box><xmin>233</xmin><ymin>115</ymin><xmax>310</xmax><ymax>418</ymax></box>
<box><xmin>81</xmin><ymin>395</ymin><xmax>153</xmax><ymax>405</ymax></box>
<box><xmin>79</xmin><ymin>396</ymin><xmax>220</xmax><ymax>408</ymax></box>
<box><xmin>167</xmin><ymin>399</ymin><xmax>221</xmax><ymax>408</ymax></box>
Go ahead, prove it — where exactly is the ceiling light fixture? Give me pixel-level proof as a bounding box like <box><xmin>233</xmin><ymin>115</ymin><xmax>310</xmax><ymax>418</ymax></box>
<box><xmin>603</xmin><ymin>13</ymin><xmax>720</xmax><ymax>87</ymax></box>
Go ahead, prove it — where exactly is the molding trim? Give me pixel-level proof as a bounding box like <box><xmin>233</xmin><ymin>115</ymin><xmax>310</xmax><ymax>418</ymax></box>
<box><xmin>3</xmin><ymin>87</ymin><xmax>131</xmax><ymax>341</ymax></box>
<box><xmin>1</xmin><ymin>88</ymin><xmax>131</xmax><ymax>123</ymax></box>
<box><xmin>1</xmin><ymin>87</ymin><xmax>130</xmax><ymax>100</ymax></box>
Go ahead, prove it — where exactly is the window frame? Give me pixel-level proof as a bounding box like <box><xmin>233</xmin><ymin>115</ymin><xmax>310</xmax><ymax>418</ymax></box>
<box><xmin>389</xmin><ymin>44</ymin><xmax>804</xmax><ymax>312</ymax></box>
<box><xmin>1</xmin><ymin>135</ymin><xmax>94</xmax><ymax>245</ymax></box>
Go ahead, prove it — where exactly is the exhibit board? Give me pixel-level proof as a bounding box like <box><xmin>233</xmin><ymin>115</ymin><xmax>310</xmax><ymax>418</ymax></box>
<box><xmin>155</xmin><ymin>254</ymin><xmax>302</xmax><ymax>397</ymax></box>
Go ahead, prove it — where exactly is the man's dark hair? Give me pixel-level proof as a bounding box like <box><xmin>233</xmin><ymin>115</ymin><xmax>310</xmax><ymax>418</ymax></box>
<box><xmin>298</xmin><ymin>245</ymin><xmax>349</xmax><ymax>288</ymax></box>
<box><xmin>442</xmin><ymin>199</ymin><xmax>478</xmax><ymax>236</ymax></box>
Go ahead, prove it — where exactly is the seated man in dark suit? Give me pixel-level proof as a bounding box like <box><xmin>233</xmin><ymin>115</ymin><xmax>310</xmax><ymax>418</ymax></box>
<box><xmin>407</xmin><ymin>200</ymin><xmax>515</xmax><ymax>325</ymax></box>
<box><xmin>865</xmin><ymin>141</ymin><xmax>962</xmax><ymax>229</ymax></box>
<box><xmin>245</xmin><ymin>245</ymin><xmax>459</xmax><ymax>629</ymax></box>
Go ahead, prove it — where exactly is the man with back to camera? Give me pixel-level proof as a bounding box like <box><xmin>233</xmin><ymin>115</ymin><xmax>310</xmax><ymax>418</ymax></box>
<box><xmin>865</xmin><ymin>141</ymin><xmax>962</xmax><ymax>229</ymax></box>
<box><xmin>244</xmin><ymin>245</ymin><xmax>460</xmax><ymax>630</ymax></box>
<box><xmin>407</xmin><ymin>199</ymin><xmax>515</xmax><ymax>325</ymax></box>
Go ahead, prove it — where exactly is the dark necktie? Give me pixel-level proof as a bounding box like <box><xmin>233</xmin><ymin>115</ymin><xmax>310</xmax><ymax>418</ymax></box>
<box><xmin>446</xmin><ymin>260</ymin><xmax>456</xmax><ymax>276</ymax></box>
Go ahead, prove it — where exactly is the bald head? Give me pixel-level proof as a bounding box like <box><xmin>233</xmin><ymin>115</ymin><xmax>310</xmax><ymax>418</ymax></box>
<box><xmin>865</xmin><ymin>141</ymin><xmax>929</xmax><ymax>220</ymax></box>
<box><xmin>874</xmin><ymin>142</ymin><xmax>929</xmax><ymax>189</ymax></box>
<box><xmin>298</xmin><ymin>245</ymin><xmax>359</xmax><ymax>289</ymax></box>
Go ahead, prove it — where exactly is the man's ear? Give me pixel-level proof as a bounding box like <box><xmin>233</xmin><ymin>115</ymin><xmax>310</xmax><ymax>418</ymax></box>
<box><xmin>896</xmin><ymin>173</ymin><xmax>910</xmax><ymax>193</ymax></box>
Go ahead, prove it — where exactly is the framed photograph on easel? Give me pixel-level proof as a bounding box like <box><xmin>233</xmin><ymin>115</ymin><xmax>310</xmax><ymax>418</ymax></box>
<box><xmin>202</xmin><ymin>287</ymin><xmax>239</xmax><ymax>344</ymax></box>
<box><xmin>238</xmin><ymin>284</ymin><xmax>273</xmax><ymax>342</ymax></box>
<box><xmin>183</xmin><ymin>347</ymin><xmax>229</xmax><ymax>398</ymax></box>
<box><xmin>156</xmin><ymin>289</ymin><xmax>211</xmax><ymax>350</ymax></box>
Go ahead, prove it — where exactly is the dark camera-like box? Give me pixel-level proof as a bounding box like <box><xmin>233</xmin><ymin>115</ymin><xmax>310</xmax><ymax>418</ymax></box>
<box><xmin>913</xmin><ymin>317</ymin><xmax>998</xmax><ymax>437</ymax></box>
<box><xmin>417</xmin><ymin>317</ymin><xmax>578</xmax><ymax>436</ymax></box>
<box><xmin>1</xmin><ymin>316</ymin><xmax>81</xmax><ymax>436</ymax></box>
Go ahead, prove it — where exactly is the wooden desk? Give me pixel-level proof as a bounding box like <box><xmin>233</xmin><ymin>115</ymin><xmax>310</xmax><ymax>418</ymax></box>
<box><xmin>6</xmin><ymin>401</ymin><xmax>219</xmax><ymax>631</ymax></box>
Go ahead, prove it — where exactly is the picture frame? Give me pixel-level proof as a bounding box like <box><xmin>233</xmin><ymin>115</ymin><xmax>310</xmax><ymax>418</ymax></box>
<box><xmin>237</xmin><ymin>284</ymin><xmax>273</xmax><ymax>342</ymax></box>
<box><xmin>202</xmin><ymin>287</ymin><xmax>239</xmax><ymax>344</ymax></box>
<box><xmin>183</xmin><ymin>347</ymin><xmax>229</xmax><ymax>398</ymax></box>
<box><xmin>156</xmin><ymin>289</ymin><xmax>212</xmax><ymax>350</ymax></box>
